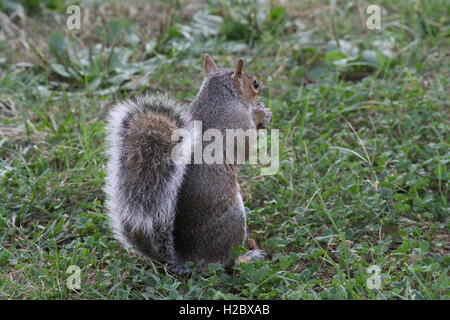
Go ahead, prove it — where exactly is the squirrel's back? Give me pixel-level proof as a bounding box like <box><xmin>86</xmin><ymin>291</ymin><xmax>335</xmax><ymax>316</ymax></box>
<box><xmin>104</xmin><ymin>94</ymin><xmax>190</xmax><ymax>271</ymax></box>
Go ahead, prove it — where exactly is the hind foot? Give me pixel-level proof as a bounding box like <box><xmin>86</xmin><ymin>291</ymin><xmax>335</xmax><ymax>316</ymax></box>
<box><xmin>237</xmin><ymin>249</ymin><xmax>267</xmax><ymax>263</ymax></box>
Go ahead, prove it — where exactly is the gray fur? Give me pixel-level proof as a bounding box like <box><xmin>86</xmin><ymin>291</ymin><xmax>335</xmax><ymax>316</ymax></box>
<box><xmin>104</xmin><ymin>69</ymin><xmax>256</xmax><ymax>274</ymax></box>
<box><xmin>104</xmin><ymin>94</ymin><xmax>191</xmax><ymax>274</ymax></box>
<box><xmin>175</xmin><ymin>69</ymin><xmax>255</xmax><ymax>269</ymax></box>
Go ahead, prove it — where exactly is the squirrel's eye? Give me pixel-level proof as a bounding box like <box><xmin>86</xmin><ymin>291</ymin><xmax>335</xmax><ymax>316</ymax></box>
<box><xmin>253</xmin><ymin>80</ymin><xmax>259</xmax><ymax>90</ymax></box>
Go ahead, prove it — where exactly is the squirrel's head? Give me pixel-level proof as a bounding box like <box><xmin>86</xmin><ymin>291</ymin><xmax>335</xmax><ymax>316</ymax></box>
<box><xmin>204</xmin><ymin>55</ymin><xmax>261</xmax><ymax>109</ymax></box>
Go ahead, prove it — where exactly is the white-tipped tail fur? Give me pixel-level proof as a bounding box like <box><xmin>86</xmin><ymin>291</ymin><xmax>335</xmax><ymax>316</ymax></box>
<box><xmin>103</xmin><ymin>94</ymin><xmax>191</xmax><ymax>273</ymax></box>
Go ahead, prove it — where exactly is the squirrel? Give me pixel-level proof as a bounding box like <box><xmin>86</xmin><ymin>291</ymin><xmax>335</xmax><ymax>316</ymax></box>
<box><xmin>104</xmin><ymin>55</ymin><xmax>272</xmax><ymax>275</ymax></box>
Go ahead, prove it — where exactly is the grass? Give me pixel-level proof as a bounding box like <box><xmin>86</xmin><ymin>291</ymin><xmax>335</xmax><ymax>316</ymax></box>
<box><xmin>0</xmin><ymin>0</ymin><xmax>449</xmax><ymax>299</ymax></box>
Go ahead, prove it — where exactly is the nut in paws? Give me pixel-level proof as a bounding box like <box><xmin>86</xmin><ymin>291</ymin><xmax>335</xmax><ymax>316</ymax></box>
<box><xmin>252</xmin><ymin>104</ymin><xmax>272</xmax><ymax>129</ymax></box>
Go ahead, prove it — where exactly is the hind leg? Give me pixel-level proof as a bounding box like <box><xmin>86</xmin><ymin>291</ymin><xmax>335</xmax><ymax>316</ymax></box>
<box><xmin>175</xmin><ymin>194</ymin><xmax>247</xmax><ymax>270</ymax></box>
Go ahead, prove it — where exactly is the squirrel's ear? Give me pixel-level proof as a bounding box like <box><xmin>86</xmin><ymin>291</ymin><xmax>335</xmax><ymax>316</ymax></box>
<box><xmin>204</xmin><ymin>54</ymin><xmax>217</xmax><ymax>75</ymax></box>
<box><xmin>232</xmin><ymin>59</ymin><xmax>244</xmax><ymax>92</ymax></box>
<box><xmin>234</xmin><ymin>59</ymin><xmax>244</xmax><ymax>78</ymax></box>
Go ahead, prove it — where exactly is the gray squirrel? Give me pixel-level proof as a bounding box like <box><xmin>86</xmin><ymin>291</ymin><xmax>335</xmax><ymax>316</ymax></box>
<box><xmin>104</xmin><ymin>55</ymin><xmax>271</xmax><ymax>275</ymax></box>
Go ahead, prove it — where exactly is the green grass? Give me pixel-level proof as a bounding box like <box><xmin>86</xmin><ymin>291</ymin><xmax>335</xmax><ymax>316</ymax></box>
<box><xmin>0</xmin><ymin>0</ymin><xmax>449</xmax><ymax>299</ymax></box>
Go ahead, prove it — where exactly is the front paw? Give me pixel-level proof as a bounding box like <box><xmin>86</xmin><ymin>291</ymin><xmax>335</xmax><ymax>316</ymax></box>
<box><xmin>252</xmin><ymin>104</ymin><xmax>272</xmax><ymax>129</ymax></box>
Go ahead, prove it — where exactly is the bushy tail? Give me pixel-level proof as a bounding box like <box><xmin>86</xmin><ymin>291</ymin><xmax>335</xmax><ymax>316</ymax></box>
<box><xmin>104</xmin><ymin>94</ymin><xmax>190</xmax><ymax>274</ymax></box>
